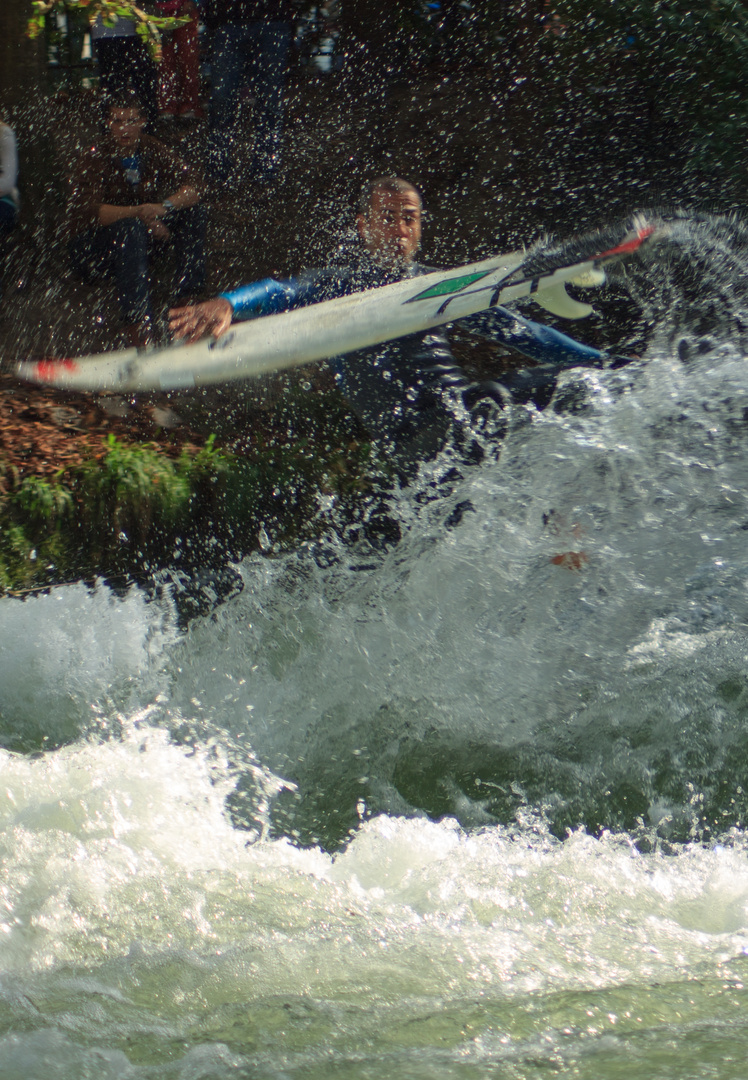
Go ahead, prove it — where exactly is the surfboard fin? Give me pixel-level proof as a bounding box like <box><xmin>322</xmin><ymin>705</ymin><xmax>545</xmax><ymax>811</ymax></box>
<box><xmin>534</xmin><ymin>269</ymin><xmax>606</xmax><ymax>320</ymax></box>
<box><xmin>533</xmin><ymin>270</ymin><xmax>604</xmax><ymax>319</ymax></box>
<box><xmin>534</xmin><ymin>283</ymin><xmax>595</xmax><ymax>319</ymax></box>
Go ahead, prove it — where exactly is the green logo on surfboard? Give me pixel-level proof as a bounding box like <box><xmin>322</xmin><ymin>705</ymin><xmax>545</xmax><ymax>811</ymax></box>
<box><xmin>407</xmin><ymin>269</ymin><xmax>496</xmax><ymax>303</ymax></box>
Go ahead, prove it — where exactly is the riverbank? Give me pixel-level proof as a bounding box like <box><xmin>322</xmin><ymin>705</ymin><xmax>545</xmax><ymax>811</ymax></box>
<box><xmin>0</xmin><ymin>360</ymin><xmax>380</xmax><ymax>595</ymax></box>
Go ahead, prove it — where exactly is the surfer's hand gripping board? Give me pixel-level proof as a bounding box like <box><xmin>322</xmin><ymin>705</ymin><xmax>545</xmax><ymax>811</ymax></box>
<box><xmin>169</xmin><ymin>297</ymin><xmax>234</xmax><ymax>344</ymax></box>
<box><xmin>17</xmin><ymin>215</ymin><xmax>667</xmax><ymax>393</ymax></box>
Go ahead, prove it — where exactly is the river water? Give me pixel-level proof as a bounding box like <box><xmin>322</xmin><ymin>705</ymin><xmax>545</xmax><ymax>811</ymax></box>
<box><xmin>3</xmin><ymin>214</ymin><xmax>748</xmax><ymax>1078</ymax></box>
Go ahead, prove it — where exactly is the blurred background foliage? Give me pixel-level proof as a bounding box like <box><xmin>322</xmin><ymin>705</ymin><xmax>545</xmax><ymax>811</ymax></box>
<box><xmin>339</xmin><ymin>0</ymin><xmax>748</xmax><ymax>175</ymax></box>
<box><xmin>545</xmin><ymin>0</ymin><xmax>748</xmax><ymax>170</ymax></box>
<box><xmin>3</xmin><ymin>1</ymin><xmax>747</xmax><ymax>179</ymax></box>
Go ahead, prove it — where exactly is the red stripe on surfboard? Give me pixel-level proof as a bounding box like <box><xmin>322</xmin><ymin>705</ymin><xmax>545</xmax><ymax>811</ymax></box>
<box><xmin>32</xmin><ymin>358</ymin><xmax>80</xmax><ymax>382</ymax></box>
<box><xmin>596</xmin><ymin>224</ymin><xmax>657</xmax><ymax>261</ymax></box>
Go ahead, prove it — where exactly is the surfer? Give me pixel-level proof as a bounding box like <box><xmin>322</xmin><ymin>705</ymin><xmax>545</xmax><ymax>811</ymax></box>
<box><xmin>169</xmin><ymin>177</ymin><xmax>612</xmax><ymax>463</ymax></box>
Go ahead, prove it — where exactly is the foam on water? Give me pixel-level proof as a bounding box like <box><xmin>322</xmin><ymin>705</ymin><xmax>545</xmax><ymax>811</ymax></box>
<box><xmin>0</xmin><ymin>583</ymin><xmax>178</xmax><ymax>750</ymax></box>
<box><xmin>4</xmin><ymin>335</ymin><xmax>748</xmax><ymax>846</ymax></box>
<box><xmin>2</xmin><ymin>731</ymin><xmax>748</xmax><ymax>1077</ymax></box>
<box><xmin>118</xmin><ymin>331</ymin><xmax>748</xmax><ymax>845</ymax></box>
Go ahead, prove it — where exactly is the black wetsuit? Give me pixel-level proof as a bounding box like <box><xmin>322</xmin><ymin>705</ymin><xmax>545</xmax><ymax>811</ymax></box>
<box><xmin>220</xmin><ymin>245</ymin><xmax>610</xmax><ymax>465</ymax></box>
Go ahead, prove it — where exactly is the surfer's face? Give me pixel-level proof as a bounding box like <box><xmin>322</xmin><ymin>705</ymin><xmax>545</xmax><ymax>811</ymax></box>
<box><xmin>358</xmin><ymin>189</ymin><xmax>422</xmax><ymax>266</ymax></box>
<box><xmin>107</xmin><ymin>107</ymin><xmax>146</xmax><ymax>151</ymax></box>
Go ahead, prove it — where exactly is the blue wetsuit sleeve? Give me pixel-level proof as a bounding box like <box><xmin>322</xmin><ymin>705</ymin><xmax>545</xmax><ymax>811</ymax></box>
<box><xmin>218</xmin><ymin>269</ymin><xmax>344</xmax><ymax>321</ymax></box>
<box><xmin>219</xmin><ymin>277</ymin><xmax>299</xmax><ymax>320</ymax></box>
<box><xmin>464</xmin><ymin>306</ymin><xmax>606</xmax><ymax>368</ymax></box>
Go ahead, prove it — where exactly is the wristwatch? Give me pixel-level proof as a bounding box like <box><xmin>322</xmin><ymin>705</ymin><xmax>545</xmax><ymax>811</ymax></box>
<box><xmin>162</xmin><ymin>198</ymin><xmax>175</xmax><ymax>215</ymax></box>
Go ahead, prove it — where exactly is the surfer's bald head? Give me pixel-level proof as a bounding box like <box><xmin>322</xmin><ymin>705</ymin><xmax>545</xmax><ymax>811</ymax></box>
<box><xmin>358</xmin><ymin>178</ymin><xmax>422</xmax><ymax>217</ymax></box>
<box><xmin>357</xmin><ymin>178</ymin><xmax>423</xmax><ymax>267</ymax></box>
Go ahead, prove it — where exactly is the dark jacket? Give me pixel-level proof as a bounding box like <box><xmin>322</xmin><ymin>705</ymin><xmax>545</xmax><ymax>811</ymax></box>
<box><xmin>224</xmin><ymin>247</ymin><xmax>480</xmax><ymax>460</ymax></box>
<box><xmin>295</xmin><ymin>255</ymin><xmax>473</xmax><ymax>456</ymax></box>
<box><xmin>68</xmin><ymin>133</ymin><xmax>202</xmax><ymax>237</ymax></box>
<box><xmin>222</xmin><ymin>243</ymin><xmax>611</xmax><ymax>461</ymax></box>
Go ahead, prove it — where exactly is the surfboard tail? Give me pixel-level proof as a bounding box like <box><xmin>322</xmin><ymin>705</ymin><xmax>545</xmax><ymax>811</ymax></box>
<box><xmin>17</xmin><ymin>348</ymin><xmax>144</xmax><ymax>390</ymax></box>
<box><xmin>17</xmin><ymin>358</ymin><xmax>82</xmax><ymax>387</ymax></box>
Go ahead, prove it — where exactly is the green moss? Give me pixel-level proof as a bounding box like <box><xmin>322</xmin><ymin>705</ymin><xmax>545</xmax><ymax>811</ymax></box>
<box><xmin>0</xmin><ymin>403</ymin><xmax>380</xmax><ymax>595</ymax></box>
<box><xmin>14</xmin><ymin>473</ymin><xmax>74</xmax><ymax>523</ymax></box>
<box><xmin>73</xmin><ymin>435</ymin><xmax>194</xmax><ymax>549</ymax></box>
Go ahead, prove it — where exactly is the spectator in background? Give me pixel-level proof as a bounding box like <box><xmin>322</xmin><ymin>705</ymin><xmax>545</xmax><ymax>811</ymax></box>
<box><xmin>203</xmin><ymin>0</ymin><xmax>294</xmax><ymax>184</ymax></box>
<box><xmin>156</xmin><ymin>0</ymin><xmax>206</xmax><ymax>120</ymax></box>
<box><xmin>67</xmin><ymin>91</ymin><xmax>206</xmax><ymax>346</ymax></box>
<box><xmin>91</xmin><ymin>12</ymin><xmax>160</xmax><ymax>129</ymax></box>
<box><xmin>0</xmin><ymin>115</ymin><xmax>20</xmax><ymax>303</ymax></box>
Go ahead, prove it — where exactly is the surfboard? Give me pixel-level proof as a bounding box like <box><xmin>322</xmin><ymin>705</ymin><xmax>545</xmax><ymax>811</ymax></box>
<box><xmin>16</xmin><ymin>215</ymin><xmax>666</xmax><ymax>393</ymax></box>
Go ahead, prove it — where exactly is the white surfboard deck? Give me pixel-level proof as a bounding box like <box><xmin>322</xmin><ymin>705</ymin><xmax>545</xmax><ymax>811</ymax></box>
<box><xmin>16</xmin><ymin>216</ymin><xmax>665</xmax><ymax>394</ymax></box>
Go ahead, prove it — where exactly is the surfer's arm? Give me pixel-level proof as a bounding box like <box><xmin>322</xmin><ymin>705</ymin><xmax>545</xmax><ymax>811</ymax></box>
<box><xmin>218</xmin><ymin>278</ymin><xmax>299</xmax><ymax>320</ymax></box>
<box><xmin>168</xmin><ymin>277</ymin><xmax>298</xmax><ymax>342</ymax></box>
<box><xmin>169</xmin><ymin>268</ymin><xmax>359</xmax><ymax>342</ymax></box>
<box><xmin>221</xmin><ymin>268</ymin><xmax>361</xmax><ymax>320</ymax></box>
<box><xmin>461</xmin><ymin>306</ymin><xmax>636</xmax><ymax>409</ymax></box>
